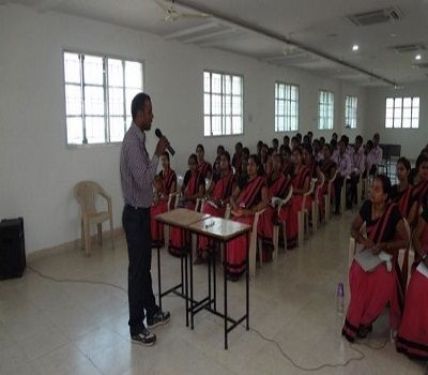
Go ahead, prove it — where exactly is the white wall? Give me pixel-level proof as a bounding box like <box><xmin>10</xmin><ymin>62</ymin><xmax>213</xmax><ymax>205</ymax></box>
<box><xmin>0</xmin><ymin>4</ymin><xmax>367</xmax><ymax>254</ymax></box>
<box><xmin>365</xmin><ymin>82</ymin><xmax>428</xmax><ymax>159</ymax></box>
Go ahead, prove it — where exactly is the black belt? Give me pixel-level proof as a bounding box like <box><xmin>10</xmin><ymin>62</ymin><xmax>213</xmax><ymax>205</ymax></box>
<box><xmin>125</xmin><ymin>204</ymin><xmax>150</xmax><ymax>211</ymax></box>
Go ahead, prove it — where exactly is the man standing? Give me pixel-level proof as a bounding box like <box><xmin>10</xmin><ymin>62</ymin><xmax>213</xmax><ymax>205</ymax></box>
<box><xmin>120</xmin><ymin>93</ymin><xmax>170</xmax><ymax>346</ymax></box>
<box><xmin>333</xmin><ymin>140</ymin><xmax>352</xmax><ymax>215</ymax></box>
<box><xmin>349</xmin><ymin>135</ymin><xmax>365</xmax><ymax>207</ymax></box>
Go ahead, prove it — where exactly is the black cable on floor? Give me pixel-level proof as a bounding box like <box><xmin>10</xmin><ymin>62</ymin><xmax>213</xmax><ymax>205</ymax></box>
<box><xmin>28</xmin><ymin>265</ymin><xmax>392</xmax><ymax>373</ymax></box>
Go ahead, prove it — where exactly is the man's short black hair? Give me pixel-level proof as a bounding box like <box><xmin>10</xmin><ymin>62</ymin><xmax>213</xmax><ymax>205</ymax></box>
<box><xmin>131</xmin><ymin>92</ymin><xmax>151</xmax><ymax>119</ymax></box>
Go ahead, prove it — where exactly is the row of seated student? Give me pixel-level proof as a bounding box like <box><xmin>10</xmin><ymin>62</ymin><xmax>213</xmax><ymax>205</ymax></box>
<box><xmin>150</xmin><ymin>136</ymin><xmax>428</xmax><ymax>263</ymax></box>
<box><xmin>149</xmin><ymin>137</ymin><xmax>428</xmax><ymax>361</ymax></box>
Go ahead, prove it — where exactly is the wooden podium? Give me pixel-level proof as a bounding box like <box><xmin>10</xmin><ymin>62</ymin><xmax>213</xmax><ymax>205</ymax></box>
<box><xmin>156</xmin><ymin>209</ymin><xmax>252</xmax><ymax>349</ymax></box>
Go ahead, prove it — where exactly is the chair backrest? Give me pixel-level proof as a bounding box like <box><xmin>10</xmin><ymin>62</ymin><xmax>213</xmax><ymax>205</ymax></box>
<box><xmin>403</xmin><ymin>218</ymin><xmax>411</xmax><ymax>244</ymax></box>
<box><xmin>276</xmin><ymin>185</ymin><xmax>293</xmax><ymax>214</ymax></box>
<box><xmin>73</xmin><ymin>181</ymin><xmax>105</xmax><ymax>214</ymax></box>
<box><xmin>224</xmin><ymin>204</ymin><xmax>231</xmax><ymax>219</ymax></box>
<box><xmin>348</xmin><ymin>222</ymin><xmax>367</xmax><ymax>269</ymax></box>
<box><xmin>315</xmin><ymin>173</ymin><xmax>326</xmax><ymax>203</ymax></box>
<box><xmin>177</xmin><ymin>174</ymin><xmax>184</xmax><ymax>192</ymax></box>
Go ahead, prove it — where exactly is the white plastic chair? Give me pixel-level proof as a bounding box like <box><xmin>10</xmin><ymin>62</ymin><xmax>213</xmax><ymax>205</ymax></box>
<box><xmin>274</xmin><ymin>186</ymin><xmax>294</xmax><ymax>255</ymax></box>
<box><xmin>324</xmin><ymin>170</ymin><xmax>337</xmax><ymax>222</ymax></box>
<box><xmin>298</xmin><ymin>178</ymin><xmax>316</xmax><ymax>247</ymax></box>
<box><xmin>73</xmin><ymin>181</ymin><xmax>114</xmax><ymax>256</ymax></box>
<box><xmin>163</xmin><ymin>192</ymin><xmax>181</xmax><ymax>249</ymax></box>
<box><xmin>312</xmin><ymin>173</ymin><xmax>325</xmax><ymax>230</ymax></box>
<box><xmin>249</xmin><ymin>208</ymin><xmax>267</xmax><ymax>277</ymax></box>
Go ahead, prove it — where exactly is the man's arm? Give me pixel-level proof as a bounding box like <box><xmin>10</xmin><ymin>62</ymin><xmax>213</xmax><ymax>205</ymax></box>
<box><xmin>124</xmin><ymin>140</ymin><xmax>159</xmax><ymax>190</ymax></box>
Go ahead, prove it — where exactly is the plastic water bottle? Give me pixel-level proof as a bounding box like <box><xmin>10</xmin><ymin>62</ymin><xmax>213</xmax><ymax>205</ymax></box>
<box><xmin>336</xmin><ymin>282</ymin><xmax>345</xmax><ymax>315</ymax></box>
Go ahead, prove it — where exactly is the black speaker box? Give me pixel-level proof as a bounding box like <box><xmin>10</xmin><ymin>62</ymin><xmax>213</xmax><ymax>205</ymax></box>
<box><xmin>0</xmin><ymin>217</ymin><xmax>26</xmax><ymax>280</ymax></box>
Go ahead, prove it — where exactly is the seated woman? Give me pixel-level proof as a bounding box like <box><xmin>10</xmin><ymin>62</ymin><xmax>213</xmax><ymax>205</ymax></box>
<box><xmin>212</xmin><ymin>145</ymin><xmax>225</xmax><ymax>180</ymax></box>
<box><xmin>196</xmin><ymin>144</ymin><xmax>212</xmax><ymax>180</ymax></box>
<box><xmin>303</xmin><ymin>143</ymin><xmax>317</xmax><ymax>178</ymax></box>
<box><xmin>169</xmin><ymin>154</ymin><xmax>205</xmax><ymax>256</ymax></box>
<box><xmin>232</xmin><ymin>142</ymin><xmax>243</xmax><ymax>176</ymax></box>
<box><xmin>227</xmin><ymin>155</ymin><xmax>268</xmax><ymax>280</ymax></box>
<box><xmin>390</xmin><ymin>157</ymin><xmax>413</xmax><ymax>219</ymax></box>
<box><xmin>342</xmin><ymin>175</ymin><xmax>409</xmax><ymax>343</ymax></box>
<box><xmin>278</xmin><ymin>147</ymin><xmax>311</xmax><ymax>249</ymax></box>
<box><xmin>397</xmin><ymin>200</ymin><xmax>428</xmax><ymax>360</ymax></box>
<box><xmin>281</xmin><ymin>146</ymin><xmax>294</xmax><ymax>177</ymax></box>
<box><xmin>408</xmin><ymin>153</ymin><xmax>428</xmax><ymax>227</ymax></box>
<box><xmin>258</xmin><ymin>153</ymin><xmax>291</xmax><ymax>260</ymax></box>
<box><xmin>197</xmin><ymin>151</ymin><xmax>236</xmax><ymax>262</ymax></box>
<box><xmin>316</xmin><ymin>144</ymin><xmax>337</xmax><ymax>220</ymax></box>
<box><xmin>150</xmin><ymin>152</ymin><xmax>177</xmax><ymax>247</ymax></box>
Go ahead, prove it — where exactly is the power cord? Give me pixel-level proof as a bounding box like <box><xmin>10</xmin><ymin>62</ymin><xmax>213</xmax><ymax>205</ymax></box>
<box><xmin>28</xmin><ymin>265</ymin><xmax>127</xmax><ymax>293</ymax></box>
<box><xmin>28</xmin><ymin>265</ymin><xmax>391</xmax><ymax>373</ymax></box>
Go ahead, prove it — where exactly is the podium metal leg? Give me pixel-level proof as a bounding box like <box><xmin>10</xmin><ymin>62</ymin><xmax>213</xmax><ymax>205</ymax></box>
<box><xmin>223</xmin><ymin>242</ymin><xmax>228</xmax><ymax>350</ymax></box>
<box><xmin>157</xmin><ymin>245</ymin><xmax>162</xmax><ymax>311</ymax></box>
<box><xmin>246</xmin><ymin>232</ymin><xmax>250</xmax><ymax>330</ymax></box>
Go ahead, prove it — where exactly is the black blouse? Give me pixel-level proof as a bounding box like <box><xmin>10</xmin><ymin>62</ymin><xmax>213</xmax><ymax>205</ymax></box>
<box><xmin>359</xmin><ymin>200</ymin><xmax>402</xmax><ymax>242</ymax></box>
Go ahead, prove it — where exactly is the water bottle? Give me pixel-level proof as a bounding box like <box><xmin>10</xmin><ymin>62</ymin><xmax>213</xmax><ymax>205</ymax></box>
<box><xmin>336</xmin><ymin>282</ymin><xmax>345</xmax><ymax>315</ymax></box>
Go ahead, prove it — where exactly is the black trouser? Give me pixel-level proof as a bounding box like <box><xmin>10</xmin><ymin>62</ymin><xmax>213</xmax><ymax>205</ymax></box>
<box><xmin>122</xmin><ymin>205</ymin><xmax>157</xmax><ymax>336</ymax></box>
<box><xmin>334</xmin><ymin>176</ymin><xmax>344</xmax><ymax>214</ymax></box>
<box><xmin>348</xmin><ymin>173</ymin><xmax>360</xmax><ymax>207</ymax></box>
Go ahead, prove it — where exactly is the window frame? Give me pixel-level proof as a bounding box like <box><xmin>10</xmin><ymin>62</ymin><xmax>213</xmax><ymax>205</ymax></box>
<box><xmin>384</xmin><ymin>96</ymin><xmax>420</xmax><ymax>129</ymax></box>
<box><xmin>62</xmin><ymin>49</ymin><xmax>145</xmax><ymax>148</ymax></box>
<box><xmin>318</xmin><ymin>90</ymin><xmax>335</xmax><ymax>130</ymax></box>
<box><xmin>345</xmin><ymin>95</ymin><xmax>358</xmax><ymax>129</ymax></box>
<box><xmin>274</xmin><ymin>81</ymin><xmax>300</xmax><ymax>133</ymax></box>
<box><xmin>203</xmin><ymin>70</ymin><xmax>244</xmax><ymax>138</ymax></box>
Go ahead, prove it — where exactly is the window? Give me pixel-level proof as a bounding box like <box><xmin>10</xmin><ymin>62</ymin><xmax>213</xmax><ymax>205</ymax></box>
<box><xmin>345</xmin><ymin>96</ymin><xmax>358</xmax><ymax>129</ymax></box>
<box><xmin>63</xmin><ymin>51</ymin><xmax>143</xmax><ymax>145</ymax></box>
<box><xmin>318</xmin><ymin>90</ymin><xmax>334</xmax><ymax>130</ymax></box>
<box><xmin>203</xmin><ymin>71</ymin><xmax>243</xmax><ymax>136</ymax></box>
<box><xmin>385</xmin><ymin>97</ymin><xmax>420</xmax><ymax>129</ymax></box>
<box><xmin>275</xmin><ymin>82</ymin><xmax>299</xmax><ymax>132</ymax></box>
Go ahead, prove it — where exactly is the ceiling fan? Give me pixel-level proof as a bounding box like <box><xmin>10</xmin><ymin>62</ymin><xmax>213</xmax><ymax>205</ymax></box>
<box><xmin>153</xmin><ymin>0</ymin><xmax>210</xmax><ymax>22</ymax></box>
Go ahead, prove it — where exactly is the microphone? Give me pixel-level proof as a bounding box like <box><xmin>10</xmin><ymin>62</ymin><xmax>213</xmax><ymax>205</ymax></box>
<box><xmin>155</xmin><ymin>128</ymin><xmax>175</xmax><ymax>156</ymax></box>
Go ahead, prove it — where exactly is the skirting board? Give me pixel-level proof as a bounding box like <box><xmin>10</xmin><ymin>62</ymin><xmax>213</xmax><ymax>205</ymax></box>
<box><xmin>27</xmin><ymin>227</ymin><xmax>125</xmax><ymax>262</ymax></box>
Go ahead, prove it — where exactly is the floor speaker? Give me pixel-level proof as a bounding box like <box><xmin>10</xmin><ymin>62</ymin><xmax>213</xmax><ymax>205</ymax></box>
<box><xmin>0</xmin><ymin>217</ymin><xmax>26</xmax><ymax>280</ymax></box>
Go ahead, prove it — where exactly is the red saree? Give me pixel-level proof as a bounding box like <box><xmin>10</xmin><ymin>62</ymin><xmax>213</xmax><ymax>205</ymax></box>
<box><xmin>232</xmin><ymin>153</ymin><xmax>242</xmax><ymax>175</ymax></box>
<box><xmin>198</xmin><ymin>172</ymin><xmax>236</xmax><ymax>254</ymax></box>
<box><xmin>397</xmin><ymin>209</ymin><xmax>428</xmax><ymax>360</ymax></box>
<box><xmin>198</xmin><ymin>160</ymin><xmax>212</xmax><ymax>179</ymax></box>
<box><xmin>258</xmin><ymin>174</ymin><xmax>291</xmax><ymax>259</ymax></box>
<box><xmin>278</xmin><ymin>166</ymin><xmax>311</xmax><ymax>249</ymax></box>
<box><xmin>318</xmin><ymin>159</ymin><xmax>336</xmax><ymax>219</ymax></box>
<box><xmin>150</xmin><ymin>168</ymin><xmax>177</xmax><ymax>247</ymax></box>
<box><xmin>342</xmin><ymin>202</ymin><xmax>404</xmax><ymax>342</ymax></box>
<box><xmin>226</xmin><ymin>176</ymin><xmax>265</xmax><ymax>278</ymax></box>
<box><xmin>391</xmin><ymin>185</ymin><xmax>413</xmax><ymax>218</ymax></box>
<box><xmin>169</xmin><ymin>171</ymin><xmax>203</xmax><ymax>256</ymax></box>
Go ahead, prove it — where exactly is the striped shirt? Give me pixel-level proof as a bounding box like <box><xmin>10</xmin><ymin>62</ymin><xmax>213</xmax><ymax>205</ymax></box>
<box><xmin>120</xmin><ymin>123</ymin><xmax>159</xmax><ymax>208</ymax></box>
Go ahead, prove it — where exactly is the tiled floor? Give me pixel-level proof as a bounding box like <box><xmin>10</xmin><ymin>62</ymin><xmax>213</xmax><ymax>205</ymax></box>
<box><xmin>0</xmin><ymin>210</ymin><xmax>426</xmax><ymax>375</ymax></box>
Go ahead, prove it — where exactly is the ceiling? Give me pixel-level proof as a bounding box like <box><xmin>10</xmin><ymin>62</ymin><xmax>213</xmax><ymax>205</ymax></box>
<box><xmin>5</xmin><ymin>0</ymin><xmax>428</xmax><ymax>86</ymax></box>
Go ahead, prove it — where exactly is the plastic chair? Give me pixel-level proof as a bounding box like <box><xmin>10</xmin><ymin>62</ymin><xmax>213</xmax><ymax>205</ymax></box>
<box><xmin>274</xmin><ymin>186</ymin><xmax>294</xmax><ymax>255</ymax></box>
<box><xmin>298</xmin><ymin>178</ymin><xmax>316</xmax><ymax>247</ymax></box>
<box><xmin>73</xmin><ymin>181</ymin><xmax>114</xmax><ymax>256</ymax></box>
<box><xmin>324</xmin><ymin>170</ymin><xmax>337</xmax><ymax>222</ymax></box>
<box><xmin>249</xmin><ymin>208</ymin><xmax>267</xmax><ymax>277</ymax></box>
<box><xmin>162</xmin><ymin>192</ymin><xmax>180</xmax><ymax>249</ymax></box>
<box><xmin>312</xmin><ymin>173</ymin><xmax>325</xmax><ymax>231</ymax></box>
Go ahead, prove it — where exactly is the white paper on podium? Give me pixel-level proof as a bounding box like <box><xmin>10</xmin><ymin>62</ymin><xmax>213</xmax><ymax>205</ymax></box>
<box><xmin>417</xmin><ymin>262</ymin><xmax>428</xmax><ymax>279</ymax></box>
<box><xmin>354</xmin><ymin>245</ymin><xmax>392</xmax><ymax>272</ymax></box>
